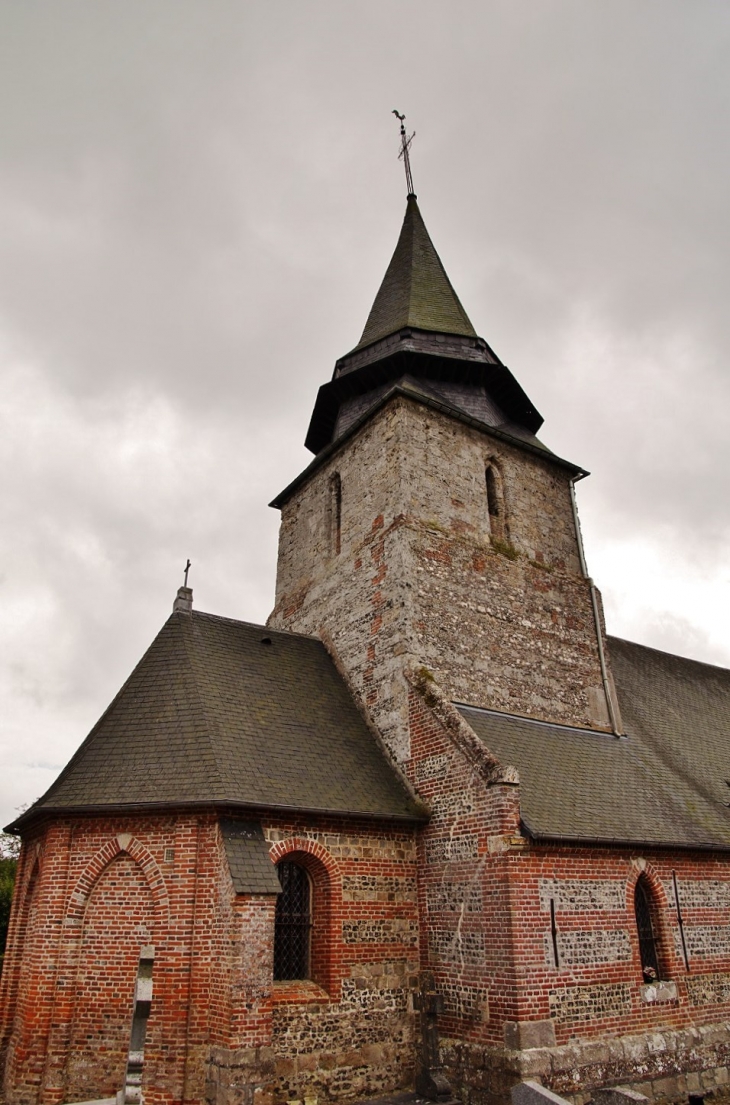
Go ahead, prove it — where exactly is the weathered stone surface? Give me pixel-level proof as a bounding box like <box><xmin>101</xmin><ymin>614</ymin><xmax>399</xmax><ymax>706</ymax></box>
<box><xmin>512</xmin><ymin>1080</ymin><xmax>571</xmax><ymax>1105</ymax></box>
<box><xmin>504</xmin><ymin>1022</ymin><xmax>557</xmax><ymax>1051</ymax></box>
<box><xmin>270</xmin><ymin>396</ymin><xmax>614</xmax><ymax>772</ymax></box>
<box><xmin>548</xmin><ymin>983</ymin><xmax>632</xmax><ymax>1024</ymax></box>
<box><xmin>640</xmin><ymin>982</ymin><xmax>678</xmax><ymax>1005</ymax></box>
<box><xmin>593</xmin><ymin>1086</ymin><xmax>648</xmax><ymax>1105</ymax></box>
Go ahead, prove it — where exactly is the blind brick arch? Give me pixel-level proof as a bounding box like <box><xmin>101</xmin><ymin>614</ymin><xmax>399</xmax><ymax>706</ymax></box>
<box><xmin>66</xmin><ymin>834</ymin><xmax>169</xmax><ymax>927</ymax></box>
<box><xmin>66</xmin><ymin>850</ymin><xmax>158</xmax><ymax>1103</ymax></box>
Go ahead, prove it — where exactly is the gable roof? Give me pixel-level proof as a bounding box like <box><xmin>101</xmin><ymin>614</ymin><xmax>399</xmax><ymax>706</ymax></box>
<box><xmin>459</xmin><ymin>636</ymin><xmax>730</xmax><ymax>850</ymax></box>
<box><xmin>357</xmin><ymin>195</ymin><xmax>477</xmax><ymax>350</ymax></box>
<box><xmin>11</xmin><ymin>611</ymin><xmax>424</xmax><ymax>830</ymax></box>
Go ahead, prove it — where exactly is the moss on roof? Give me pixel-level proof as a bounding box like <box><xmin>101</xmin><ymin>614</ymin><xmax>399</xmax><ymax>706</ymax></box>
<box><xmin>357</xmin><ymin>195</ymin><xmax>477</xmax><ymax>349</ymax></box>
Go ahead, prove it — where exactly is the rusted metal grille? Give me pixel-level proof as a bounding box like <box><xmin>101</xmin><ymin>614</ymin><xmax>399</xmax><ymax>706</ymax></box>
<box><xmin>635</xmin><ymin>879</ymin><xmax>660</xmax><ymax>982</ymax></box>
<box><xmin>274</xmin><ymin>861</ymin><xmax>311</xmax><ymax>980</ymax></box>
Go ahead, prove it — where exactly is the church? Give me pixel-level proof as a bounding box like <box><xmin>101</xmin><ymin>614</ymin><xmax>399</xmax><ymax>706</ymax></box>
<box><xmin>3</xmin><ymin>183</ymin><xmax>730</xmax><ymax>1105</ymax></box>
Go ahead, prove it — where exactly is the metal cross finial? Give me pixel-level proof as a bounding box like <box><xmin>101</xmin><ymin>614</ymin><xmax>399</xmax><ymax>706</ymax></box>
<box><xmin>183</xmin><ymin>559</ymin><xmax>191</xmax><ymax>587</ymax></box>
<box><xmin>392</xmin><ymin>110</ymin><xmax>416</xmax><ymax>197</ymax></box>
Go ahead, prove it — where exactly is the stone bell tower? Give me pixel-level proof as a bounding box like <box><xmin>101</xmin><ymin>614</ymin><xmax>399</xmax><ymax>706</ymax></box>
<box><xmin>268</xmin><ymin>193</ymin><xmax>621</xmax><ymax>764</ymax></box>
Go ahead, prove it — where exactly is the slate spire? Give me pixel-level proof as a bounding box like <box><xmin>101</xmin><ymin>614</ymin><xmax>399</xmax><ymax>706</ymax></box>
<box><xmin>303</xmin><ymin>193</ymin><xmax>545</xmax><ymax>455</ymax></box>
<box><xmin>357</xmin><ymin>195</ymin><xmax>477</xmax><ymax>350</ymax></box>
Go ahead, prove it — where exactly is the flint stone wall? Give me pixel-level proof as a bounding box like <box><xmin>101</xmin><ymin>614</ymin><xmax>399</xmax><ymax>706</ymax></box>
<box><xmin>270</xmin><ymin>395</ymin><xmax>615</xmax><ymax>774</ymax></box>
<box><xmin>543</xmin><ymin>929</ymin><xmax>632</xmax><ymax>968</ymax></box>
<box><xmin>539</xmin><ymin>880</ymin><xmax>626</xmax><ymax>913</ymax></box>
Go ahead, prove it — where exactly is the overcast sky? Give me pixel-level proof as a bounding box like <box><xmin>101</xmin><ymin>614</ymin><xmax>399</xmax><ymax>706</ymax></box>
<box><xmin>2</xmin><ymin>1</ymin><xmax>729</xmax><ymax>829</ymax></box>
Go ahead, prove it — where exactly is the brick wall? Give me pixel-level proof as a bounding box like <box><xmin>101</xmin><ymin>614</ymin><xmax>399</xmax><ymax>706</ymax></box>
<box><xmin>1</xmin><ymin>815</ymin><xmax>231</xmax><ymax>1105</ymax></box>
<box><xmin>0</xmin><ymin>811</ymin><xmax>420</xmax><ymax>1105</ymax></box>
<box><xmin>4</xmin><ymin>756</ymin><xmax>730</xmax><ymax>1105</ymax></box>
<box><xmin>259</xmin><ymin>816</ymin><xmax>418</xmax><ymax>1105</ymax></box>
<box><xmin>403</xmin><ymin>673</ymin><xmax>730</xmax><ymax>1104</ymax></box>
<box><xmin>66</xmin><ymin>851</ymin><xmax>156</xmax><ymax>1099</ymax></box>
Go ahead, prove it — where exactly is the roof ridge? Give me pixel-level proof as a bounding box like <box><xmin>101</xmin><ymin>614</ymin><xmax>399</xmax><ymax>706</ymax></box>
<box><xmin>608</xmin><ymin>634</ymin><xmax>730</xmax><ymax>676</ymax></box>
<box><xmin>191</xmin><ymin>608</ymin><xmax>322</xmax><ymax>643</ymax></box>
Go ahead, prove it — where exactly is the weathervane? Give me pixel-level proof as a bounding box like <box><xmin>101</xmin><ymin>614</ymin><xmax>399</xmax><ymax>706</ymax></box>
<box><xmin>183</xmin><ymin>559</ymin><xmax>191</xmax><ymax>587</ymax></box>
<box><xmin>392</xmin><ymin>110</ymin><xmax>416</xmax><ymax>197</ymax></box>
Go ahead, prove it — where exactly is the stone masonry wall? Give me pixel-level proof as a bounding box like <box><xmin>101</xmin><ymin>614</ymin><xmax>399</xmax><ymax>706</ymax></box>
<box><xmin>402</xmin><ymin>674</ymin><xmax>730</xmax><ymax>1105</ymax></box>
<box><xmin>258</xmin><ymin>815</ymin><xmax>419</xmax><ymax>1105</ymax></box>
<box><xmin>270</xmin><ymin>396</ymin><xmax>415</xmax><ymax>764</ymax></box>
<box><xmin>443</xmin><ymin>836</ymin><xmax>730</xmax><ymax>1105</ymax></box>
<box><xmin>269</xmin><ymin>394</ymin><xmax>614</xmax><ymax>773</ymax></box>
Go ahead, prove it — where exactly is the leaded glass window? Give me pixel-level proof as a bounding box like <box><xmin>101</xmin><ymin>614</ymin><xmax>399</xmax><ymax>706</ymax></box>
<box><xmin>274</xmin><ymin>861</ymin><xmax>312</xmax><ymax>981</ymax></box>
<box><xmin>634</xmin><ymin>878</ymin><xmax>660</xmax><ymax>982</ymax></box>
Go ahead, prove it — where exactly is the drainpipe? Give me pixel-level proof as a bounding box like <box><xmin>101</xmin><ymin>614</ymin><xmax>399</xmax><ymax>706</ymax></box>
<box><xmin>569</xmin><ymin>476</ymin><xmax>624</xmax><ymax>737</ymax></box>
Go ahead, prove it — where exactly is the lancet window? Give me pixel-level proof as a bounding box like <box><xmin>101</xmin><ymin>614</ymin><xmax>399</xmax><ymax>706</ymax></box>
<box><xmin>485</xmin><ymin>461</ymin><xmax>506</xmax><ymax>540</ymax></box>
<box><xmin>634</xmin><ymin>876</ymin><xmax>661</xmax><ymax>983</ymax></box>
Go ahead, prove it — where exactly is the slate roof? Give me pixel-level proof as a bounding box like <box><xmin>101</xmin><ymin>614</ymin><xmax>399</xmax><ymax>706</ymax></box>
<box><xmin>220</xmin><ymin>820</ymin><xmax>282</xmax><ymax>894</ymax></box>
<box><xmin>459</xmin><ymin>636</ymin><xmax>730</xmax><ymax>850</ymax></box>
<box><xmin>357</xmin><ymin>195</ymin><xmax>477</xmax><ymax>349</ymax></box>
<box><xmin>12</xmin><ymin>610</ymin><xmax>423</xmax><ymax>829</ymax></box>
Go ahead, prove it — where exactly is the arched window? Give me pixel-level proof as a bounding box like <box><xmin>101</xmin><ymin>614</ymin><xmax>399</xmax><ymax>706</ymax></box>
<box><xmin>485</xmin><ymin>462</ymin><xmax>505</xmax><ymax>540</ymax></box>
<box><xmin>274</xmin><ymin>861</ymin><xmax>312</xmax><ymax>980</ymax></box>
<box><xmin>327</xmin><ymin>473</ymin><xmax>342</xmax><ymax>557</ymax></box>
<box><xmin>634</xmin><ymin>877</ymin><xmax>661</xmax><ymax>982</ymax></box>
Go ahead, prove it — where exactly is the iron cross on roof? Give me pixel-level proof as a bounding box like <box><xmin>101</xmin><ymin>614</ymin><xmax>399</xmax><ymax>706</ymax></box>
<box><xmin>392</xmin><ymin>110</ymin><xmax>416</xmax><ymax>197</ymax></box>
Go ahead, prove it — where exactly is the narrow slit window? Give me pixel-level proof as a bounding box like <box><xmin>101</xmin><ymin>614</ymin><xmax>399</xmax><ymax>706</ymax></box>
<box><xmin>274</xmin><ymin>861</ymin><xmax>312</xmax><ymax>981</ymax></box>
<box><xmin>328</xmin><ymin>473</ymin><xmax>342</xmax><ymax>556</ymax></box>
<box><xmin>485</xmin><ymin>464</ymin><xmax>505</xmax><ymax>540</ymax></box>
<box><xmin>634</xmin><ymin>877</ymin><xmax>661</xmax><ymax>982</ymax></box>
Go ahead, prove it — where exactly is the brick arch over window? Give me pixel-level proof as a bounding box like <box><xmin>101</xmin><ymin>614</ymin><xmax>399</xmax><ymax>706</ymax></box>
<box><xmin>269</xmin><ymin>837</ymin><xmax>342</xmax><ymax>997</ymax></box>
<box><xmin>66</xmin><ymin>834</ymin><xmax>170</xmax><ymax>927</ymax></box>
<box><xmin>626</xmin><ymin>861</ymin><xmax>679</xmax><ymax>982</ymax></box>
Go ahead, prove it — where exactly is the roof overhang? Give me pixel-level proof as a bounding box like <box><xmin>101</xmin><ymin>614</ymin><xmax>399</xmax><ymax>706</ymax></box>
<box><xmin>272</xmin><ymin>381</ymin><xmax>587</xmax><ymax>510</ymax></box>
<box><xmin>305</xmin><ymin>345</ymin><xmax>544</xmax><ymax>454</ymax></box>
<box><xmin>6</xmin><ymin>796</ymin><xmax>429</xmax><ymax>835</ymax></box>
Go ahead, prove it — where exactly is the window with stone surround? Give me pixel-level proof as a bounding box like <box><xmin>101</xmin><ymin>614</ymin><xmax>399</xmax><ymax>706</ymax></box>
<box><xmin>485</xmin><ymin>461</ymin><xmax>506</xmax><ymax>540</ymax></box>
<box><xmin>327</xmin><ymin>472</ymin><xmax>342</xmax><ymax>556</ymax></box>
<box><xmin>274</xmin><ymin>860</ymin><xmax>312</xmax><ymax>980</ymax></box>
